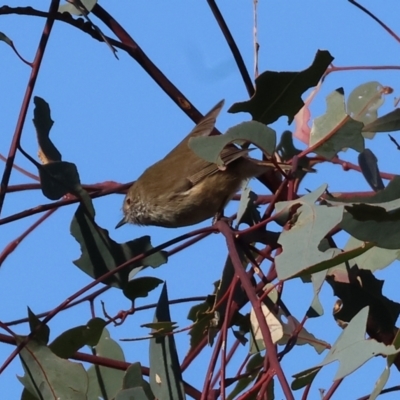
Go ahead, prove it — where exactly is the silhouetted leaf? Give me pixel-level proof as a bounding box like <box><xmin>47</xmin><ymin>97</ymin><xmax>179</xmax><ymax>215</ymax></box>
<box><xmin>228</xmin><ymin>50</ymin><xmax>333</xmax><ymax>124</ymax></box>
<box><xmin>363</xmin><ymin>108</ymin><xmax>400</xmax><ymax>133</ymax></box>
<box><xmin>189</xmin><ymin>121</ymin><xmax>276</xmax><ymax>167</ymax></box>
<box><xmin>18</xmin><ymin>339</ymin><xmax>87</xmax><ymax>400</ymax></box>
<box><xmin>71</xmin><ymin>202</ymin><xmax>167</xmax><ymax>289</ymax></box>
<box><xmin>123</xmin><ymin>277</ymin><xmax>164</xmax><ymax>302</ymax></box>
<box><xmin>347</xmin><ymin>81</ymin><xmax>384</xmax><ymax>139</ymax></box>
<box><xmin>33</xmin><ymin>96</ymin><xmax>60</xmax><ymax>163</ymax></box>
<box><xmin>39</xmin><ymin>161</ymin><xmax>81</xmax><ymax>200</ymax></box>
<box><xmin>149</xmin><ymin>284</ymin><xmax>186</xmax><ymax>399</ymax></box>
<box><xmin>358</xmin><ymin>149</ymin><xmax>385</xmax><ymax>191</ymax></box>
<box><xmin>310</xmin><ymin>89</ymin><xmax>364</xmax><ymax>159</ymax></box>
<box><xmin>291</xmin><ymin>367</ymin><xmax>321</xmax><ymax>390</ymax></box>
<box><xmin>50</xmin><ymin>318</ymin><xmax>106</xmax><ymax>358</ymax></box>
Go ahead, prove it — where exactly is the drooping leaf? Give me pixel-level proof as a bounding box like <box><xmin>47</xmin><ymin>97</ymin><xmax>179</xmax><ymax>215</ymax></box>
<box><xmin>71</xmin><ymin>202</ymin><xmax>167</xmax><ymax>289</ymax></box>
<box><xmin>291</xmin><ymin>367</ymin><xmax>321</xmax><ymax>390</ymax></box>
<box><xmin>50</xmin><ymin>318</ymin><xmax>106</xmax><ymax>358</ymax></box>
<box><xmin>120</xmin><ymin>362</ymin><xmax>154</xmax><ymax>399</ymax></box>
<box><xmin>87</xmin><ymin>328</ymin><xmax>125</xmax><ymax>400</ymax></box>
<box><xmin>123</xmin><ymin>277</ymin><xmax>164</xmax><ymax>302</ymax></box>
<box><xmin>363</xmin><ymin>108</ymin><xmax>400</xmax><ymax>133</ymax></box>
<box><xmin>149</xmin><ymin>284</ymin><xmax>186</xmax><ymax>400</ymax></box>
<box><xmin>347</xmin><ymin>81</ymin><xmax>384</xmax><ymax>139</ymax></box>
<box><xmin>358</xmin><ymin>149</ymin><xmax>385</xmax><ymax>192</ymax></box>
<box><xmin>18</xmin><ymin>340</ymin><xmax>87</xmax><ymax>400</ymax></box>
<box><xmin>310</xmin><ymin>88</ymin><xmax>365</xmax><ymax>159</ymax></box>
<box><xmin>39</xmin><ymin>161</ymin><xmax>82</xmax><ymax>200</ymax></box>
<box><xmin>250</xmin><ymin>293</ymin><xmax>329</xmax><ymax>355</ymax></box>
<box><xmin>189</xmin><ymin>121</ymin><xmax>276</xmax><ymax>167</ymax></box>
<box><xmin>33</xmin><ymin>96</ymin><xmax>60</xmax><ymax>163</ymax></box>
<box><xmin>228</xmin><ymin>50</ymin><xmax>333</xmax><ymax>124</ymax></box>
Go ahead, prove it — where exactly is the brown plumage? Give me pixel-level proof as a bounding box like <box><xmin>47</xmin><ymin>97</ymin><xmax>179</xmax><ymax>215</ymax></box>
<box><xmin>117</xmin><ymin>100</ymin><xmax>274</xmax><ymax>228</ymax></box>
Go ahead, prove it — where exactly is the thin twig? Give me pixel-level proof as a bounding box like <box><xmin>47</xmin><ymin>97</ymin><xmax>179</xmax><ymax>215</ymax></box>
<box><xmin>348</xmin><ymin>0</ymin><xmax>400</xmax><ymax>43</ymax></box>
<box><xmin>206</xmin><ymin>0</ymin><xmax>254</xmax><ymax>97</ymax></box>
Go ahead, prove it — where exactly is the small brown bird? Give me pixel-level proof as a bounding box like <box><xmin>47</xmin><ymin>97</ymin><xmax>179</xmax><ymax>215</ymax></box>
<box><xmin>116</xmin><ymin>100</ymin><xmax>278</xmax><ymax>228</ymax></box>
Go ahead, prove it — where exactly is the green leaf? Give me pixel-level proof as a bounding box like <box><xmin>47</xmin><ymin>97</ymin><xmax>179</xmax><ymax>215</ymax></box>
<box><xmin>142</xmin><ymin>321</ymin><xmax>178</xmax><ymax>336</ymax></box>
<box><xmin>228</xmin><ymin>50</ymin><xmax>333</xmax><ymax>124</ymax></box>
<box><xmin>27</xmin><ymin>308</ymin><xmax>49</xmax><ymax>345</ymax></box>
<box><xmin>123</xmin><ymin>362</ymin><xmax>154</xmax><ymax>397</ymax></box>
<box><xmin>18</xmin><ymin>340</ymin><xmax>87</xmax><ymax>400</ymax></box>
<box><xmin>50</xmin><ymin>318</ymin><xmax>106</xmax><ymax>358</ymax></box>
<box><xmin>58</xmin><ymin>0</ymin><xmax>97</xmax><ymax>15</ymax></box>
<box><xmin>291</xmin><ymin>367</ymin><xmax>321</xmax><ymax>390</ymax></box>
<box><xmin>87</xmin><ymin>328</ymin><xmax>125</xmax><ymax>400</ymax></box>
<box><xmin>149</xmin><ymin>284</ymin><xmax>186</xmax><ymax>399</ymax></box>
<box><xmin>310</xmin><ymin>88</ymin><xmax>365</xmax><ymax>159</ymax></box>
<box><xmin>347</xmin><ymin>81</ymin><xmax>384</xmax><ymax>139</ymax></box>
<box><xmin>123</xmin><ymin>277</ymin><xmax>164</xmax><ymax>302</ymax></box>
<box><xmin>115</xmin><ymin>387</ymin><xmax>151</xmax><ymax>400</ymax></box>
<box><xmin>275</xmin><ymin>185</ymin><xmax>344</xmax><ymax>280</ymax></box>
<box><xmin>340</xmin><ymin>199</ymin><xmax>400</xmax><ymax>249</ymax></box>
<box><xmin>71</xmin><ymin>202</ymin><xmax>167</xmax><ymax>288</ymax></box>
<box><xmin>338</xmin><ymin>235</ymin><xmax>400</xmax><ymax>272</ymax></box>
<box><xmin>363</xmin><ymin>108</ymin><xmax>400</xmax><ymax>133</ymax></box>
<box><xmin>319</xmin><ymin>307</ymin><xmax>400</xmax><ymax>380</ymax></box>
<box><xmin>188</xmin><ymin>121</ymin><xmax>276</xmax><ymax>167</ymax></box>
<box><xmin>0</xmin><ymin>31</ymin><xmax>13</xmax><ymax>47</ymax></box>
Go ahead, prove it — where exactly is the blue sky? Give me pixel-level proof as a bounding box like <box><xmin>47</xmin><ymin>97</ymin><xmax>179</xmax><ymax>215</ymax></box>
<box><xmin>1</xmin><ymin>1</ymin><xmax>400</xmax><ymax>398</ymax></box>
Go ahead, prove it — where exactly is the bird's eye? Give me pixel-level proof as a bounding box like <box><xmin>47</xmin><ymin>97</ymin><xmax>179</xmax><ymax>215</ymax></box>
<box><xmin>126</xmin><ymin>197</ymin><xmax>131</xmax><ymax>206</ymax></box>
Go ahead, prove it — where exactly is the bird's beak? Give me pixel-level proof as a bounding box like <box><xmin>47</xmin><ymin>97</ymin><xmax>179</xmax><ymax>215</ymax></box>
<box><xmin>115</xmin><ymin>217</ymin><xmax>127</xmax><ymax>229</ymax></box>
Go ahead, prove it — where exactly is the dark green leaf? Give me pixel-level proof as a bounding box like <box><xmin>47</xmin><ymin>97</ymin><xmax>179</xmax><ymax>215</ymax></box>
<box><xmin>0</xmin><ymin>32</ymin><xmax>13</xmax><ymax>47</ymax></box>
<box><xmin>291</xmin><ymin>367</ymin><xmax>321</xmax><ymax>390</ymax></box>
<box><xmin>363</xmin><ymin>108</ymin><xmax>400</xmax><ymax>133</ymax></box>
<box><xmin>39</xmin><ymin>161</ymin><xmax>81</xmax><ymax>200</ymax></box>
<box><xmin>71</xmin><ymin>202</ymin><xmax>167</xmax><ymax>289</ymax></box>
<box><xmin>189</xmin><ymin>121</ymin><xmax>276</xmax><ymax>167</ymax></box>
<box><xmin>149</xmin><ymin>284</ymin><xmax>186</xmax><ymax>399</ymax></box>
<box><xmin>27</xmin><ymin>308</ymin><xmax>49</xmax><ymax>345</ymax></box>
<box><xmin>228</xmin><ymin>50</ymin><xmax>333</xmax><ymax>124</ymax></box>
<box><xmin>121</xmin><ymin>362</ymin><xmax>154</xmax><ymax>399</ymax></box>
<box><xmin>358</xmin><ymin>149</ymin><xmax>385</xmax><ymax>192</ymax></box>
<box><xmin>310</xmin><ymin>89</ymin><xmax>364</xmax><ymax>159</ymax></box>
<box><xmin>50</xmin><ymin>318</ymin><xmax>106</xmax><ymax>358</ymax></box>
<box><xmin>123</xmin><ymin>277</ymin><xmax>164</xmax><ymax>302</ymax></box>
